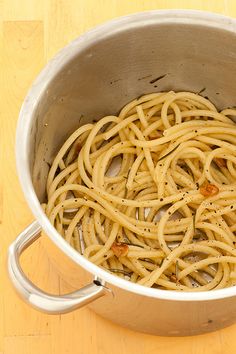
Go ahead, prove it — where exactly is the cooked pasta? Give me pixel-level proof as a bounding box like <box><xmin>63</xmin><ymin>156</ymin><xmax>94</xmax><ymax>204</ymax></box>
<box><xmin>44</xmin><ymin>91</ymin><xmax>236</xmax><ymax>291</ymax></box>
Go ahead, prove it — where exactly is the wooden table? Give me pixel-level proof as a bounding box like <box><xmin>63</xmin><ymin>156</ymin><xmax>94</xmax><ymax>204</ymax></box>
<box><xmin>1</xmin><ymin>1</ymin><xmax>236</xmax><ymax>353</ymax></box>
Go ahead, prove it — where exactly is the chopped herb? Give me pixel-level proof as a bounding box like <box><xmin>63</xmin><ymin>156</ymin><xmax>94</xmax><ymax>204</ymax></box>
<box><xmin>193</xmin><ymin>213</ymin><xmax>196</xmax><ymax>233</ymax></box>
<box><xmin>109</xmin><ymin>268</ymin><xmax>131</xmax><ymax>277</ymax></box>
<box><xmin>158</xmin><ymin>144</ymin><xmax>180</xmax><ymax>161</ymax></box>
<box><xmin>138</xmin><ymin>74</ymin><xmax>152</xmax><ymax>81</ymax></box>
<box><xmin>149</xmin><ymin>74</ymin><xmax>167</xmax><ymax>84</ymax></box>
<box><xmin>197</xmin><ymin>87</ymin><xmax>206</xmax><ymax>95</ymax></box>
<box><xmin>175</xmin><ymin>260</ymin><xmax>179</xmax><ymax>282</ymax></box>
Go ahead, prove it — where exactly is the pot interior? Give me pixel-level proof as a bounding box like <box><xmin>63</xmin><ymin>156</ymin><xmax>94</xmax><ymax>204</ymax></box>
<box><xmin>28</xmin><ymin>15</ymin><xmax>236</xmax><ymax>201</ymax></box>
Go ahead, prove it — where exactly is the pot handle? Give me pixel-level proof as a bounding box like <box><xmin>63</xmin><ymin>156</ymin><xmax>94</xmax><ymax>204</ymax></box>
<box><xmin>8</xmin><ymin>221</ymin><xmax>108</xmax><ymax>314</ymax></box>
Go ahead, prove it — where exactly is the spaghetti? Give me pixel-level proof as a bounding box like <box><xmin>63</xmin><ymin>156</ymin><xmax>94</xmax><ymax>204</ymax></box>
<box><xmin>44</xmin><ymin>91</ymin><xmax>236</xmax><ymax>291</ymax></box>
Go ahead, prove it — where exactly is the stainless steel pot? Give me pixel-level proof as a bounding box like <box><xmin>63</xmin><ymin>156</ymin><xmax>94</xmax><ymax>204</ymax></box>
<box><xmin>8</xmin><ymin>10</ymin><xmax>236</xmax><ymax>336</ymax></box>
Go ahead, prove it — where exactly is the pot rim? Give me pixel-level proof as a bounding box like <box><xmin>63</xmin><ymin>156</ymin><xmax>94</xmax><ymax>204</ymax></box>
<box><xmin>16</xmin><ymin>9</ymin><xmax>236</xmax><ymax>302</ymax></box>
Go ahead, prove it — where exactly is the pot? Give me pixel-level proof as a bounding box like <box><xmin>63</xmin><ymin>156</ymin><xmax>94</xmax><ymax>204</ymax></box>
<box><xmin>8</xmin><ymin>10</ymin><xmax>236</xmax><ymax>336</ymax></box>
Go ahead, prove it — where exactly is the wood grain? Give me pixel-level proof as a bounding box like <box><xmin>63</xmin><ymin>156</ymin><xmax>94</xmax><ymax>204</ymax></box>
<box><xmin>1</xmin><ymin>1</ymin><xmax>236</xmax><ymax>353</ymax></box>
